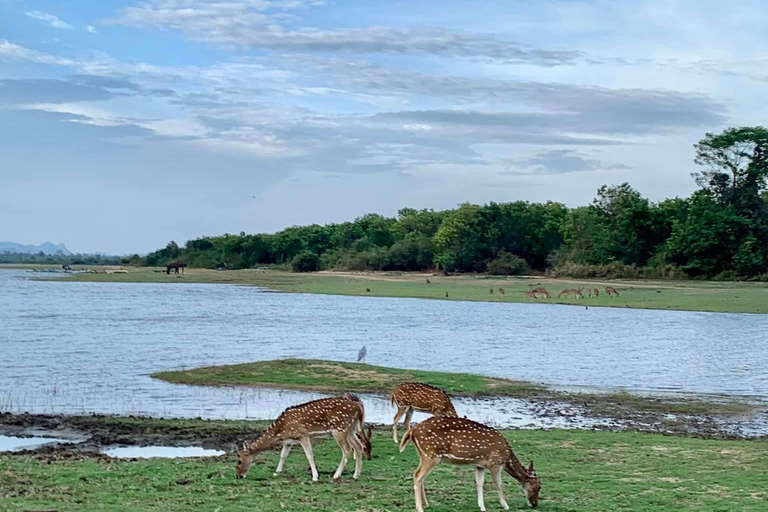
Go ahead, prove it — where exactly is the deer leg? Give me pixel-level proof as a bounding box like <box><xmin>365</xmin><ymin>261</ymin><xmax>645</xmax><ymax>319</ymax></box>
<box><xmin>490</xmin><ymin>466</ymin><xmax>509</xmax><ymax>510</ymax></box>
<box><xmin>347</xmin><ymin>428</ymin><xmax>364</xmax><ymax>479</ymax></box>
<box><xmin>414</xmin><ymin>457</ymin><xmax>439</xmax><ymax>512</ymax></box>
<box><xmin>274</xmin><ymin>443</ymin><xmax>293</xmax><ymax>475</ymax></box>
<box><xmin>404</xmin><ymin>408</ymin><xmax>414</xmax><ymax>432</ymax></box>
<box><xmin>331</xmin><ymin>432</ymin><xmax>350</xmax><ymax>480</ymax></box>
<box><xmin>299</xmin><ymin>437</ymin><xmax>318</xmax><ymax>482</ymax></box>
<box><xmin>475</xmin><ymin>467</ymin><xmax>486</xmax><ymax>512</ymax></box>
<box><xmin>393</xmin><ymin>406</ymin><xmax>407</xmax><ymax>443</ymax></box>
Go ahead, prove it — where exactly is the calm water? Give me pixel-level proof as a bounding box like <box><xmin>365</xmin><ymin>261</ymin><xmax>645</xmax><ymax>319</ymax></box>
<box><xmin>1</xmin><ymin>269</ymin><xmax>767</xmax><ymax>424</ymax></box>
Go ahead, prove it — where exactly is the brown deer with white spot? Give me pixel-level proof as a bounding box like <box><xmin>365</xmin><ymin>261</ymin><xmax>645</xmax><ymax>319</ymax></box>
<box><xmin>400</xmin><ymin>416</ymin><xmax>541</xmax><ymax>511</ymax></box>
<box><xmin>391</xmin><ymin>382</ymin><xmax>457</xmax><ymax>443</ymax></box>
<box><xmin>236</xmin><ymin>396</ymin><xmax>371</xmax><ymax>482</ymax></box>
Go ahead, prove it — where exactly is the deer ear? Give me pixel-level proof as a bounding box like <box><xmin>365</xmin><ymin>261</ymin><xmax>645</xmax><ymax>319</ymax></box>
<box><xmin>528</xmin><ymin>460</ymin><xmax>535</xmax><ymax>473</ymax></box>
<box><xmin>367</xmin><ymin>426</ymin><xmax>373</xmax><ymax>440</ymax></box>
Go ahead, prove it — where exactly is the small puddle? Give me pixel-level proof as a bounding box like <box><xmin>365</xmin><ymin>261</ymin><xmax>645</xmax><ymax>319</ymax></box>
<box><xmin>102</xmin><ymin>446</ymin><xmax>226</xmax><ymax>459</ymax></box>
<box><xmin>0</xmin><ymin>435</ymin><xmax>76</xmax><ymax>452</ymax></box>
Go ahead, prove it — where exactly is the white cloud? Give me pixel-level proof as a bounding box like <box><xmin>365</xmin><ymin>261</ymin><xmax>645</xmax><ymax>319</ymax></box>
<box><xmin>25</xmin><ymin>10</ymin><xmax>73</xmax><ymax>30</ymax></box>
<box><xmin>87</xmin><ymin>25</ymin><xmax>97</xmax><ymax>34</ymax></box>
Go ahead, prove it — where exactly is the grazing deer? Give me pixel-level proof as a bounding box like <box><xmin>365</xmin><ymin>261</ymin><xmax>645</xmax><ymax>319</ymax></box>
<box><xmin>558</xmin><ymin>289</ymin><xmax>572</xmax><ymax>298</ymax></box>
<box><xmin>575</xmin><ymin>287</ymin><xmax>585</xmax><ymax>299</ymax></box>
<box><xmin>530</xmin><ymin>286</ymin><xmax>550</xmax><ymax>298</ymax></box>
<box><xmin>445</xmin><ymin>291</ymin><xmax>449</xmax><ymax>298</ymax></box>
<box><xmin>490</xmin><ymin>287</ymin><xmax>494</xmax><ymax>294</ymax></box>
<box><xmin>523</xmin><ymin>291</ymin><xmax>537</xmax><ymax>301</ymax></box>
<box><xmin>593</xmin><ymin>288</ymin><xmax>599</xmax><ymax>298</ymax></box>
<box><xmin>400</xmin><ymin>416</ymin><xmax>541</xmax><ymax>511</ymax></box>
<box><xmin>498</xmin><ymin>287</ymin><xmax>505</xmax><ymax>295</ymax></box>
<box><xmin>236</xmin><ymin>396</ymin><xmax>371</xmax><ymax>482</ymax></box>
<box><xmin>587</xmin><ymin>288</ymin><xmax>592</xmax><ymax>298</ymax></box>
<box><xmin>425</xmin><ymin>278</ymin><xmax>431</xmax><ymax>284</ymax></box>
<box><xmin>391</xmin><ymin>383</ymin><xmax>457</xmax><ymax>443</ymax></box>
<box><xmin>365</xmin><ymin>288</ymin><xmax>371</xmax><ymax>293</ymax></box>
<box><xmin>605</xmin><ymin>286</ymin><xmax>619</xmax><ymax>296</ymax></box>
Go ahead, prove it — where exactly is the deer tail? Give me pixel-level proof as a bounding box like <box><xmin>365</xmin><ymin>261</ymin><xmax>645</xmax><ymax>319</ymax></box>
<box><xmin>399</xmin><ymin>428</ymin><xmax>413</xmax><ymax>453</ymax></box>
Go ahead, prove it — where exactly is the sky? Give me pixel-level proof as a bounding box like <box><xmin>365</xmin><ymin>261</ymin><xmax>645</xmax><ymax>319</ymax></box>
<box><xmin>1</xmin><ymin>1</ymin><xmax>767</xmax><ymax>254</ymax></box>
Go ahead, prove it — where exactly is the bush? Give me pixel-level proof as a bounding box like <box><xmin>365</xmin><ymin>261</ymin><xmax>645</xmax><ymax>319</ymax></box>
<box><xmin>291</xmin><ymin>251</ymin><xmax>320</xmax><ymax>272</ymax></box>
<box><xmin>487</xmin><ymin>252</ymin><xmax>530</xmax><ymax>275</ymax></box>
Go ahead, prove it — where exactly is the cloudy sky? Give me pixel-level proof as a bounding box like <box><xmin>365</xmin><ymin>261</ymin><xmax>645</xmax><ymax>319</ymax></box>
<box><xmin>2</xmin><ymin>0</ymin><xmax>767</xmax><ymax>254</ymax></box>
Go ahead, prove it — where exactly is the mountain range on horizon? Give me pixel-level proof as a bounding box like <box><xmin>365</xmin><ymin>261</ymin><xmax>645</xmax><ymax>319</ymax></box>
<box><xmin>0</xmin><ymin>241</ymin><xmax>73</xmax><ymax>255</ymax></box>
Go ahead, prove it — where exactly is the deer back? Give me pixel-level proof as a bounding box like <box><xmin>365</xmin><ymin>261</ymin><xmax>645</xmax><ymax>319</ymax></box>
<box><xmin>391</xmin><ymin>382</ymin><xmax>457</xmax><ymax>416</ymax></box>
<box><xmin>268</xmin><ymin>397</ymin><xmax>363</xmax><ymax>441</ymax></box>
<box><xmin>406</xmin><ymin>416</ymin><xmax>512</xmax><ymax>466</ymax></box>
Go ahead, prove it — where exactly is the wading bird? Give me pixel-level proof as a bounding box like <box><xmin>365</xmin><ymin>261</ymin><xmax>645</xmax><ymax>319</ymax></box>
<box><xmin>357</xmin><ymin>345</ymin><xmax>367</xmax><ymax>362</ymax></box>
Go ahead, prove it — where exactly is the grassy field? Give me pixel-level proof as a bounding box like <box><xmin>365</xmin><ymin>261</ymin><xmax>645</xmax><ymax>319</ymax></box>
<box><xmin>20</xmin><ymin>264</ymin><xmax>768</xmax><ymax>314</ymax></box>
<box><xmin>153</xmin><ymin>359</ymin><xmax>754</xmax><ymax>418</ymax></box>
<box><xmin>2</xmin><ymin>428</ymin><xmax>767</xmax><ymax>512</ymax></box>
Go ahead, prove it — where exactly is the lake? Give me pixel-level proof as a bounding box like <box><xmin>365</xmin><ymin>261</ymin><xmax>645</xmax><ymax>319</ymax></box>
<box><xmin>1</xmin><ymin>269</ymin><xmax>767</xmax><ymax>425</ymax></box>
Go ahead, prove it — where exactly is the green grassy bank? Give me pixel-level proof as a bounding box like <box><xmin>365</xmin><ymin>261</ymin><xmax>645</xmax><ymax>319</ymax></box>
<box><xmin>23</xmin><ymin>265</ymin><xmax>768</xmax><ymax>314</ymax></box>
<box><xmin>2</xmin><ymin>427</ymin><xmax>767</xmax><ymax>512</ymax></box>
<box><xmin>153</xmin><ymin>359</ymin><xmax>754</xmax><ymax>417</ymax></box>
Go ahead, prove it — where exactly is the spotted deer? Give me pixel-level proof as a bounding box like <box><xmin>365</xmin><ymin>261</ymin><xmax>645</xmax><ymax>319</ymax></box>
<box><xmin>400</xmin><ymin>416</ymin><xmax>541</xmax><ymax>511</ymax></box>
<box><xmin>236</xmin><ymin>396</ymin><xmax>372</xmax><ymax>482</ymax></box>
<box><xmin>523</xmin><ymin>291</ymin><xmax>537</xmax><ymax>300</ymax></box>
<box><xmin>605</xmin><ymin>286</ymin><xmax>620</xmax><ymax>296</ymax></box>
<box><xmin>391</xmin><ymin>382</ymin><xmax>457</xmax><ymax>443</ymax></box>
<box><xmin>530</xmin><ymin>286</ymin><xmax>550</xmax><ymax>298</ymax></box>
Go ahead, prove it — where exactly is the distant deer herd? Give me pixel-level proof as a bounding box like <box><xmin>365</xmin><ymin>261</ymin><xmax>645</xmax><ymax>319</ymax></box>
<box><xmin>237</xmin><ymin>382</ymin><xmax>541</xmax><ymax>510</ymax></box>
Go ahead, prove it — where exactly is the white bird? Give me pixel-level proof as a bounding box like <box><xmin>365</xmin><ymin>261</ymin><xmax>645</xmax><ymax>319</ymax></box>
<box><xmin>357</xmin><ymin>345</ymin><xmax>367</xmax><ymax>362</ymax></box>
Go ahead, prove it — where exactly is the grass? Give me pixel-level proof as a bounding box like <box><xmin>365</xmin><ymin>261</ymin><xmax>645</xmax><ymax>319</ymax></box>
<box><xmin>152</xmin><ymin>359</ymin><xmax>755</xmax><ymax>418</ymax></box>
<box><xmin>2</xmin><ymin>428</ymin><xmax>767</xmax><ymax>512</ymax></box>
<box><xmin>152</xmin><ymin>358</ymin><xmax>544</xmax><ymax>397</ymax></box>
<box><xmin>21</xmin><ymin>264</ymin><xmax>768</xmax><ymax>314</ymax></box>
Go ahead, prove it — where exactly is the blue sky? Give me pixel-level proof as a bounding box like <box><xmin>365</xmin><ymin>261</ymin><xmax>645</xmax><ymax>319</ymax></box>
<box><xmin>2</xmin><ymin>0</ymin><xmax>767</xmax><ymax>254</ymax></box>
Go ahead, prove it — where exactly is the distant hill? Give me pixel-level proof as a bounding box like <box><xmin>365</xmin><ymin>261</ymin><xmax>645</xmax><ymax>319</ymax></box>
<box><xmin>0</xmin><ymin>241</ymin><xmax>72</xmax><ymax>255</ymax></box>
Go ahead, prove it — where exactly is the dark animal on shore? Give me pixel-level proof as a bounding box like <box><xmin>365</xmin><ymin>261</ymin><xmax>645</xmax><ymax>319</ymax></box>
<box><xmin>425</xmin><ymin>278</ymin><xmax>431</xmax><ymax>284</ymax></box>
<box><xmin>166</xmin><ymin>261</ymin><xmax>186</xmax><ymax>275</ymax></box>
<box><xmin>445</xmin><ymin>292</ymin><xmax>449</xmax><ymax>298</ymax></box>
<box><xmin>490</xmin><ymin>288</ymin><xmax>494</xmax><ymax>294</ymax></box>
<box><xmin>366</xmin><ymin>288</ymin><xmax>371</xmax><ymax>293</ymax></box>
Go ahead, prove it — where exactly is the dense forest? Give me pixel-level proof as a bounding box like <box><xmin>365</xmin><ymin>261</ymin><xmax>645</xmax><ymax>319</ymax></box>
<box><xmin>138</xmin><ymin>127</ymin><xmax>768</xmax><ymax>280</ymax></box>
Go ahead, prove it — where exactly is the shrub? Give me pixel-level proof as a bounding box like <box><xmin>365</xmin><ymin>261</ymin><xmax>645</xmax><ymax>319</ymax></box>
<box><xmin>486</xmin><ymin>252</ymin><xmax>530</xmax><ymax>275</ymax></box>
<box><xmin>291</xmin><ymin>251</ymin><xmax>320</xmax><ymax>272</ymax></box>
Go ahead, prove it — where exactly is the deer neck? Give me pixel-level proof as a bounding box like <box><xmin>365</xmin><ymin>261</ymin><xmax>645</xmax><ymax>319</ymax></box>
<box><xmin>504</xmin><ymin>451</ymin><xmax>531</xmax><ymax>484</ymax></box>
<box><xmin>246</xmin><ymin>427</ymin><xmax>282</xmax><ymax>456</ymax></box>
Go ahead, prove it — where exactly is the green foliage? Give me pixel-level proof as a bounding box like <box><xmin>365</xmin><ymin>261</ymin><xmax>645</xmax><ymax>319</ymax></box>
<box><xmin>291</xmin><ymin>250</ymin><xmax>320</xmax><ymax>273</ymax></box>
<box><xmin>486</xmin><ymin>251</ymin><xmax>530</xmax><ymax>275</ymax></box>
<box><xmin>136</xmin><ymin>127</ymin><xmax>768</xmax><ymax>281</ymax></box>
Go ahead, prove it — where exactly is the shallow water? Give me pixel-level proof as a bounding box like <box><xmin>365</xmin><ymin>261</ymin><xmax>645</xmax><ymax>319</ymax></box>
<box><xmin>2</xmin><ymin>269</ymin><xmax>768</xmax><ymax>423</ymax></box>
<box><xmin>102</xmin><ymin>445</ymin><xmax>225</xmax><ymax>458</ymax></box>
<box><xmin>0</xmin><ymin>434</ymin><xmax>76</xmax><ymax>452</ymax></box>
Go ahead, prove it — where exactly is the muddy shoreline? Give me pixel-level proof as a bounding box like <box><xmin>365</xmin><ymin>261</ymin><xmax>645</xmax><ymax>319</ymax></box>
<box><xmin>1</xmin><ymin>393</ymin><xmax>766</xmax><ymax>462</ymax></box>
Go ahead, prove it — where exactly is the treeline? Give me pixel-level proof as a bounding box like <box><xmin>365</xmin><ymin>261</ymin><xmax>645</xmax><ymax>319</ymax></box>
<box><xmin>138</xmin><ymin>127</ymin><xmax>768</xmax><ymax>280</ymax></box>
<box><xmin>1</xmin><ymin>252</ymin><xmax>123</xmax><ymax>265</ymax></box>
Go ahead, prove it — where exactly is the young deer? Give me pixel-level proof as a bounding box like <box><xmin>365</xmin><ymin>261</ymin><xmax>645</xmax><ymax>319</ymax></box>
<box><xmin>400</xmin><ymin>416</ymin><xmax>541</xmax><ymax>511</ymax></box>
<box><xmin>391</xmin><ymin>382</ymin><xmax>457</xmax><ymax>443</ymax></box>
<box><xmin>236</xmin><ymin>396</ymin><xmax>372</xmax><ymax>482</ymax></box>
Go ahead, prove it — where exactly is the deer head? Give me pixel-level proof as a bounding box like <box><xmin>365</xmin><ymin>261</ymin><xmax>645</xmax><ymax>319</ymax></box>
<box><xmin>522</xmin><ymin>460</ymin><xmax>541</xmax><ymax>507</ymax></box>
<box><xmin>236</xmin><ymin>441</ymin><xmax>257</xmax><ymax>479</ymax></box>
<box><xmin>357</xmin><ymin>426</ymin><xmax>373</xmax><ymax>460</ymax></box>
